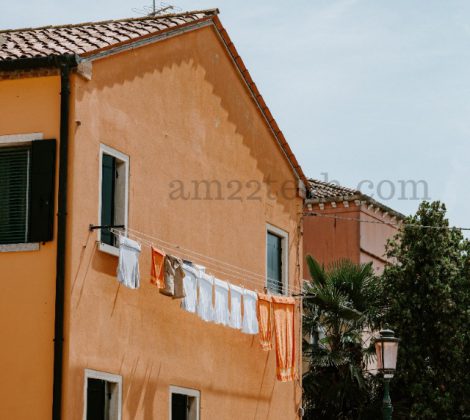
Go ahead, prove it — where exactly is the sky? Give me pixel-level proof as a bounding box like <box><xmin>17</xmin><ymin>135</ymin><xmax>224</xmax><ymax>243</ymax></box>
<box><xmin>2</xmin><ymin>0</ymin><xmax>470</xmax><ymax>229</ymax></box>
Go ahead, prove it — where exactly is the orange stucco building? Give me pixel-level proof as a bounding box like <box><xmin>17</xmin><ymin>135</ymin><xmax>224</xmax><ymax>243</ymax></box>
<box><xmin>0</xmin><ymin>10</ymin><xmax>308</xmax><ymax>420</ymax></box>
<box><xmin>303</xmin><ymin>180</ymin><xmax>404</xmax><ymax>276</ymax></box>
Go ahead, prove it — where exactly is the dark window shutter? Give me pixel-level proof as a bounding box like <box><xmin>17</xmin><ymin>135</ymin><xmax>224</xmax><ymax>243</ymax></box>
<box><xmin>267</xmin><ymin>232</ymin><xmax>283</xmax><ymax>294</ymax></box>
<box><xmin>29</xmin><ymin>139</ymin><xmax>56</xmax><ymax>242</ymax></box>
<box><xmin>172</xmin><ymin>393</ymin><xmax>189</xmax><ymax>420</ymax></box>
<box><xmin>86</xmin><ymin>378</ymin><xmax>106</xmax><ymax>420</ymax></box>
<box><xmin>101</xmin><ymin>154</ymin><xmax>116</xmax><ymax>246</ymax></box>
<box><xmin>0</xmin><ymin>146</ymin><xmax>31</xmax><ymax>244</ymax></box>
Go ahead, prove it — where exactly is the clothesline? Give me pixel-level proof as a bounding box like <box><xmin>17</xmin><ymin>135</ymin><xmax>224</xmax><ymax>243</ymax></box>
<box><xmin>124</xmin><ymin>226</ymin><xmax>307</xmax><ymax>295</ymax></box>
<box><xmin>126</xmin><ymin>225</ymin><xmax>278</xmax><ymax>283</ymax></box>
<box><xmin>109</xmin><ymin>227</ymin><xmax>304</xmax><ymax>296</ymax></box>
<box><xmin>123</xmin><ymin>226</ymin><xmax>308</xmax><ymax>296</ymax></box>
<box><xmin>303</xmin><ymin>211</ymin><xmax>470</xmax><ymax>231</ymax></box>
<box><xmin>110</xmin><ymin>228</ymin><xmax>304</xmax><ymax>296</ymax></box>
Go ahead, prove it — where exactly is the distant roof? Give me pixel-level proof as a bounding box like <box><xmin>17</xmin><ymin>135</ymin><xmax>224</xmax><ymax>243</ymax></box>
<box><xmin>310</xmin><ymin>179</ymin><xmax>358</xmax><ymax>200</ymax></box>
<box><xmin>308</xmin><ymin>179</ymin><xmax>405</xmax><ymax>219</ymax></box>
<box><xmin>0</xmin><ymin>10</ymin><xmax>217</xmax><ymax>60</ymax></box>
<box><xmin>0</xmin><ymin>10</ymin><xmax>310</xmax><ymax>190</ymax></box>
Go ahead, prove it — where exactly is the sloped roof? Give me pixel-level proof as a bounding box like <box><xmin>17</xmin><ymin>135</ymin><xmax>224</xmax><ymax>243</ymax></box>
<box><xmin>0</xmin><ymin>10</ymin><xmax>310</xmax><ymax>190</ymax></box>
<box><xmin>310</xmin><ymin>179</ymin><xmax>358</xmax><ymax>200</ymax></box>
<box><xmin>0</xmin><ymin>10</ymin><xmax>217</xmax><ymax>60</ymax></box>
<box><xmin>308</xmin><ymin>179</ymin><xmax>405</xmax><ymax>219</ymax></box>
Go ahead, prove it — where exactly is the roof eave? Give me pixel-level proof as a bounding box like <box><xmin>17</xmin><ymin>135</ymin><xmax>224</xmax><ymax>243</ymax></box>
<box><xmin>0</xmin><ymin>53</ymin><xmax>80</xmax><ymax>71</ymax></box>
<box><xmin>306</xmin><ymin>193</ymin><xmax>405</xmax><ymax>220</ymax></box>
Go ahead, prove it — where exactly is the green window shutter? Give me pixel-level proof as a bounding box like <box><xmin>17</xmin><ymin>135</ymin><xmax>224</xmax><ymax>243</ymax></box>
<box><xmin>101</xmin><ymin>154</ymin><xmax>116</xmax><ymax>246</ymax></box>
<box><xmin>172</xmin><ymin>394</ymin><xmax>189</xmax><ymax>420</ymax></box>
<box><xmin>267</xmin><ymin>232</ymin><xmax>282</xmax><ymax>294</ymax></box>
<box><xmin>86</xmin><ymin>378</ymin><xmax>106</xmax><ymax>420</ymax></box>
<box><xmin>0</xmin><ymin>146</ymin><xmax>31</xmax><ymax>244</ymax></box>
<box><xmin>29</xmin><ymin>139</ymin><xmax>56</xmax><ymax>242</ymax></box>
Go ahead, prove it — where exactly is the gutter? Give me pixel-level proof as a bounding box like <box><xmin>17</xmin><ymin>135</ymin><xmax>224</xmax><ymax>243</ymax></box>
<box><xmin>1</xmin><ymin>53</ymin><xmax>80</xmax><ymax>420</ymax></box>
<box><xmin>305</xmin><ymin>193</ymin><xmax>405</xmax><ymax>220</ymax></box>
<box><xmin>0</xmin><ymin>54</ymin><xmax>78</xmax><ymax>71</ymax></box>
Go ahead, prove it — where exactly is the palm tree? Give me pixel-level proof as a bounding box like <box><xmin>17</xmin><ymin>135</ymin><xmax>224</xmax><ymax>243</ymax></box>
<box><xmin>302</xmin><ymin>256</ymin><xmax>383</xmax><ymax>419</ymax></box>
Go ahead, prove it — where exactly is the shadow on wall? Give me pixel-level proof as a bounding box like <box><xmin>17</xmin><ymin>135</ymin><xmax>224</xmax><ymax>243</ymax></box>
<box><xmin>74</xmin><ymin>25</ymin><xmax>298</xmax><ymax>217</ymax></box>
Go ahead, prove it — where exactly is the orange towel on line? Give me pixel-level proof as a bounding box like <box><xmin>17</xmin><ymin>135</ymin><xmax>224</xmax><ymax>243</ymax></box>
<box><xmin>257</xmin><ymin>293</ymin><xmax>273</xmax><ymax>351</ymax></box>
<box><xmin>272</xmin><ymin>295</ymin><xmax>296</xmax><ymax>382</ymax></box>
<box><xmin>150</xmin><ymin>246</ymin><xmax>166</xmax><ymax>288</ymax></box>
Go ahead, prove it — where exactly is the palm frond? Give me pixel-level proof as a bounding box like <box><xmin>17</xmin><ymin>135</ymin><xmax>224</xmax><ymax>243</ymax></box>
<box><xmin>306</xmin><ymin>255</ymin><xmax>327</xmax><ymax>287</ymax></box>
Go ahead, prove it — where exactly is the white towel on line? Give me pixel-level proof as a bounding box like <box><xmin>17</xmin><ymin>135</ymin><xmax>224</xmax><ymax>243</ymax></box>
<box><xmin>181</xmin><ymin>263</ymin><xmax>198</xmax><ymax>313</ymax></box>
<box><xmin>197</xmin><ymin>271</ymin><xmax>214</xmax><ymax>322</ymax></box>
<box><xmin>117</xmin><ymin>236</ymin><xmax>141</xmax><ymax>289</ymax></box>
<box><xmin>229</xmin><ymin>284</ymin><xmax>243</xmax><ymax>330</ymax></box>
<box><xmin>214</xmin><ymin>278</ymin><xmax>230</xmax><ymax>326</ymax></box>
<box><xmin>242</xmin><ymin>289</ymin><xmax>259</xmax><ymax>334</ymax></box>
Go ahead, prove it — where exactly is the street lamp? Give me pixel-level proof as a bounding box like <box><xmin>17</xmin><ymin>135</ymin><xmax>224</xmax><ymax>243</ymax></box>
<box><xmin>375</xmin><ymin>329</ymin><xmax>400</xmax><ymax>420</ymax></box>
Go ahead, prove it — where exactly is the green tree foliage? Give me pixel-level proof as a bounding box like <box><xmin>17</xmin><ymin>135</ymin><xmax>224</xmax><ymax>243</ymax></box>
<box><xmin>383</xmin><ymin>201</ymin><xmax>470</xmax><ymax>418</ymax></box>
<box><xmin>303</xmin><ymin>257</ymin><xmax>383</xmax><ymax>419</ymax></box>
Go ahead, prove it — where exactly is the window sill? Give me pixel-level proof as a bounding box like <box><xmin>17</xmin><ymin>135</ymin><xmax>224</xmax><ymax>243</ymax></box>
<box><xmin>0</xmin><ymin>243</ymin><xmax>40</xmax><ymax>253</ymax></box>
<box><xmin>98</xmin><ymin>242</ymin><xmax>120</xmax><ymax>257</ymax></box>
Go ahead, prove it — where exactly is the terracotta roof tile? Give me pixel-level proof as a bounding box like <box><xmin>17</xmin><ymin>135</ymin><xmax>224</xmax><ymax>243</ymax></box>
<box><xmin>309</xmin><ymin>179</ymin><xmax>359</xmax><ymax>200</ymax></box>
<box><xmin>0</xmin><ymin>10</ymin><xmax>217</xmax><ymax>60</ymax></box>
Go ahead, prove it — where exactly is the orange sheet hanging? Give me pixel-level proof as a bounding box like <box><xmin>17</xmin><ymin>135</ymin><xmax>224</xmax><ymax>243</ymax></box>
<box><xmin>272</xmin><ymin>295</ymin><xmax>296</xmax><ymax>382</ymax></box>
<box><xmin>150</xmin><ymin>246</ymin><xmax>166</xmax><ymax>288</ymax></box>
<box><xmin>257</xmin><ymin>293</ymin><xmax>273</xmax><ymax>351</ymax></box>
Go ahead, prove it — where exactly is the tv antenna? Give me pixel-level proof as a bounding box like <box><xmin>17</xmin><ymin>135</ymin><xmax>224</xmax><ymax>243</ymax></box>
<box><xmin>132</xmin><ymin>2</ymin><xmax>181</xmax><ymax>17</ymax></box>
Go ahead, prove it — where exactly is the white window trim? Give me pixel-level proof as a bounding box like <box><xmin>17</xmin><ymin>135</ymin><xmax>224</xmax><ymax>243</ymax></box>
<box><xmin>0</xmin><ymin>133</ymin><xmax>44</xmax><ymax>251</ymax></box>
<box><xmin>83</xmin><ymin>369</ymin><xmax>122</xmax><ymax>420</ymax></box>
<box><xmin>169</xmin><ymin>386</ymin><xmax>200</xmax><ymax>420</ymax></box>
<box><xmin>0</xmin><ymin>132</ymin><xmax>43</xmax><ymax>146</ymax></box>
<box><xmin>98</xmin><ymin>144</ymin><xmax>129</xmax><ymax>257</ymax></box>
<box><xmin>0</xmin><ymin>243</ymin><xmax>40</xmax><ymax>252</ymax></box>
<box><xmin>266</xmin><ymin>223</ymin><xmax>289</xmax><ymax>296</ymax></box>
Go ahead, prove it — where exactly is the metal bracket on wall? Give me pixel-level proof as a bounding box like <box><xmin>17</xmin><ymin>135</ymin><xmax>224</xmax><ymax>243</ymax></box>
<box><xmin>88</xmin><ymin>224</ymin><xmax>125</xmax><ymax>231</ymax></box>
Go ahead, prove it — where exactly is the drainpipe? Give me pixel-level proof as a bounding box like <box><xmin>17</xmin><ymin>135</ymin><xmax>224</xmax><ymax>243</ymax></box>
<box><xmin>0</xmin><ymin>53</ymin><xmax>78</xmax><ymax>419</ymax></box>
<box><xmin>51</xmin><ymin>56</ymin><xmax>77</xmax><ymax>420</ymax></box>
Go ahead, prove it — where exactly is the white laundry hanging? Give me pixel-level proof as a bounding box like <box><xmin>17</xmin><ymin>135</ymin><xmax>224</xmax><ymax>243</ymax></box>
<box><xmin>197</xmin><ymin>270</ymin><xmax>214</xmax><ymax>323</ymax></box>
<box><xmin>117</xmin><ymin>236</ymin><xmax>141</xmax><ymax>289</ymax></box>
<box><xmin>229</xmin><ymin>284</ymin><xmax>243</xmax><ymax>330</ymax></box>
<box><xmin>242</xmin><ymin>289</ymin><xmax>259</xmax><ymax>334</ymax></box>
<box><xmin>213</xmin><ymin>278</ymin><xmax>230</xmax><ymax>326</ymax></box>
<box><xmin>181</xmin><ymin>263</ymin><xmax>198</xmax><ymax>313</ymax></box>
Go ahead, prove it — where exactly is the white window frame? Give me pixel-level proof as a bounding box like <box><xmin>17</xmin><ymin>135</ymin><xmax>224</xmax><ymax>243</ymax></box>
<box><xmin>0</xmin><ymin>133</ymin><xmax>43</xmax><ymax>252</ymax></box>
<box><xmin>169</xmin><ymin>386</ymin><xmax>200</xmax><ymax>420</ymax></box>
<box><xmin>0</xmin><ymin>132</ymin><xmax>43</xmax><ymax>146</ymax></box>
<box><xmin>98</xmin><ymin>144</ymin><xmax>129</xmax><ymax>256</ymax></box>
<box><xmin>266</xmin><ymin>224</ymin><xmax>289</xmax><ymax>296</ymax></box>
<box><xmin>83</xmin><ymin>369</ymin><xmax>122</xmax><ymax>420</ymax></box>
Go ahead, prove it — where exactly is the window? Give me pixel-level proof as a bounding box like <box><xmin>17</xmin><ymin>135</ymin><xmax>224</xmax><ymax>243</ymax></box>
<box><xmin>0</xmin><ymin>135</ymin><xmax>56</xmax><ymax>246</ymax></box>
<box><xmin>98</xmin><ymin>145</ymin><xmax>129</xmax><ymax>255</ymax></box>
<box><xmin>84</xmin><ymin>369</ymin><xmax>122</xmax><ymax>420</ymax></box>
<box><xmin>170</xmin><ymin>386</ymin><xmax>200</xmax><ymax>420</ymax></box>
<box><xmin>266</xmin><ymin>225</ymin><xmax>288</xmax><ymax>295</ymax></box>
